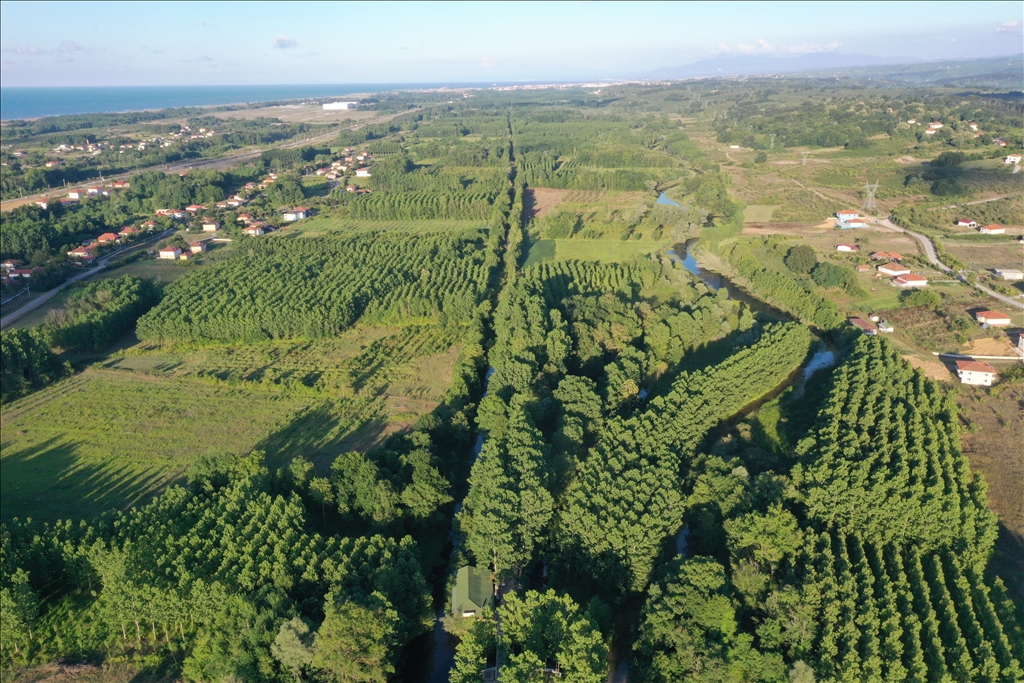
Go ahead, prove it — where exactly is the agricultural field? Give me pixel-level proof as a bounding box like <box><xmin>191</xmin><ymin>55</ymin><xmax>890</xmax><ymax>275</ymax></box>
<box><xmin>942</xmin><ymin>239</ymin><xmax>1024</xmax><ymax>271</ymax></box>
<box><xmin>0</xmin><ymin>322</ymin><xmax>468</xmax><ymax>523</ymax></box>
<box><xmin>283</xmin><ymin>215</ymin><xmax>485</xmax><ymax>237</ymax></box>
<box><xmin>522</xmin><ymin>238</ymin><xmax>668</xmax><ymax>266</ymax></box>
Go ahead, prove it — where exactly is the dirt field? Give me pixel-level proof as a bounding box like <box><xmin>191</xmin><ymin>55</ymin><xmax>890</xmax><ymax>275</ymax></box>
<box><xmin>903</xmin><ymin>354</ymin><xmax>953</xmax><ymax>381</ymax></box>
<box><xmin>943</xmin><ymin>241</ymin><xmax>1024</xmax><ymax>271</ymax></box>
<box><xmin>962</xmin><ymin>337</ymin><xmax>1019</xmax><ymax>356</ymax></box>
<box><xmin>525</xmin><ymin>188</ymin><xmax>569</xmax><ymax>219</ymax></box>
<box><xmin>957</xmin><ymin>383</ymin><xmax>1024</xmax><ymax>597</ymax></box>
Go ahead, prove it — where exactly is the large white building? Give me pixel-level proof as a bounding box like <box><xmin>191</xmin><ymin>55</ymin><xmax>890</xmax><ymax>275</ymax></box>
<box><xmin>955</xmin><ymin>360</ymin><xmax>997</xmax><ymax>386</ymax></box>
<box><xmin>323</xmin><ymin>101</ymin><xmax>358</xmax><ymax>110</ymax></box>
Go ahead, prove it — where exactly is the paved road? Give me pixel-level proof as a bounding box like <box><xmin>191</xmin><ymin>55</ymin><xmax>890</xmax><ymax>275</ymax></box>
<box><xmin>0</xmin><ymin>230</ymin><xmax>172</xmax><ymax>329</ymax></box>
<box><xmin>877</xmin><ymin>218</ymin><xmax>952</xmax><ymax>272</ymax></box>
<box><xmin>878</xmin><ymin>217</ymin><xmax>1024</xmax><ymax>310</ymax></box>
<box><xmin>1</xmin><ymin>109</ymin><xmax>420</xmax><ymax>212</ymax></box>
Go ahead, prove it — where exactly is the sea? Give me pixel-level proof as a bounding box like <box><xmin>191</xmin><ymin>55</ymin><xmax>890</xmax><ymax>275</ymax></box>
<box><xmin>0</xmin><ymin>83</ymin><xmax>506</xmax><ymax>121</ymax></box>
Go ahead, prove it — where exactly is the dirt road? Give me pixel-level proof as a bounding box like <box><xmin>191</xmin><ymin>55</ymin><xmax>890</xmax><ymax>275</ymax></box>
<box><xmin>1</xmin><ymin>109</ymin><xmax>420</xmax><ymax>212</ymax></box>
<box><xmin>0</xmin><ymin>230</ymin><xmax>172</xmax><ymax>329</ymax></box>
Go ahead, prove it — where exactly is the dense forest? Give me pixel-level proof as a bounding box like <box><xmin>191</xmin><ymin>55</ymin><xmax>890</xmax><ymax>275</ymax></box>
<box><xmin>1</xmin><ymin>79</ymin><xmax>1022</xmax><ymax>682</ymax></box>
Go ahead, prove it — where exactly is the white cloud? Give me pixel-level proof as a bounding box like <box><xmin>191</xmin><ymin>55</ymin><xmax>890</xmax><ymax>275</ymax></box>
<box><xmin>716</xmin><ymin>38</ymin><xmax>775</xmax><ymax>55</ymax></box>
<box><xmin>273</xmin><ymin>35</ymin><xmax>298</xmax><ymax>49</ymax></box>
<box><xmin>4</xmin><ymin>40</ymin><xmax>88</xmax><ymax>56</ymax></box>
<box><xmin>995</xmin><ymin>20</ymin><xmax>1022</xmax><ymax>34</ymax></box>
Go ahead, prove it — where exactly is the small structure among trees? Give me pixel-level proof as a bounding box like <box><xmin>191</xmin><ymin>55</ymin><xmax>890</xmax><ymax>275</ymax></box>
<box><xmin>452</xmin><ymin>565</ymin><xmax>494</xmax><ymax>618</ymax></box>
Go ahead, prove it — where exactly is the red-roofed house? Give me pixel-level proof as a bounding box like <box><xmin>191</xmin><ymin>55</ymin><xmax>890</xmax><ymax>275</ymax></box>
<box><xmin>892</xmin><ymin>274</ymin><xmax>928</xmax><ymax>288</ymax></box>
<box><xmin>237</xmin><ymin>213</ymin><xmax>254</xmax><ymax>224</ymax></box>
<box><xmin>189</xmin><ymin>241</ymin><xmax>209</xmax><ymax>253</ymax></box>
<box><xmin>955</xmin><ymin>360</ymin><xmax>997</xmax><ymax>386</ymax></box>
<box><xmin>243</xmin><ymin>225</ymin><xmax>265</xmax><ymax>236</ymax></box>
<box><xmin>283</xmin><ymin>207</ymin><xmax>308</xmax><ymax>222</ymax></box>
<box><xmin>878</xmin><ymin>263</ymin><xmax>911</xmax><ymax>277</ymax></box>
<box><xmin>118</xmin><ymin>227</ymin><xmax>139</xmax><ymax>238</ymax></box>
<box><xmin>97</xmin><ymin>232</ymin><xmax>120</xmax><ymax>245</ymax></box>
<box><xmin>848</xmin><ymin>317</ymin><xmax>878</xmax><ymax>335</ymax></box>
<box><xmin>975</xmin><ymin>310</ymin><xmax>1011</xmax><ymax>326</ymax></box>
<box><xmin>855</xmin><ymin>264</ymin><xmax>871</xmax><ymax>273</ymax></box>
<box><xmin>186</xmin><ymin>204</ymin><xmax>205</xmax><ymax>213</ymax></box>
<box><xmin>67</xmin><ymin>246</ymin><xmax>94</xmax><ymax>260</ymax></box>
<box><xmin>978</xmin><ymin>225</ymin><xmax>1005</xmax><ymax>235</ymax></box>
<box><xmin>141</xmin><ymin>220</ymin><xmax>158</xmax><ymax>229</ymax></box>
<box><xmin>158</xmin><ymin>246</ymin><xmax>181</xmax><ymax>260</ymax></box>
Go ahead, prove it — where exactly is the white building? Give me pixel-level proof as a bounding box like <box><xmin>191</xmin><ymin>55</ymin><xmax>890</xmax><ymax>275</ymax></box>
<box><xmin>1005</xmin><ymin>154</ymin><xmax>1022</xmax><ymax>165</ymax></box>
<box><xmin>355</xmin><ymin>168</ymin><xmax>372</xmax><ymax>177</ymax></box>
<box><xmin>158</xmin><ymin>247</ymin><xmax>181</xmax><ymax>260</ymax></box>
<box><xmin>836</xmin><ymin>244</ymin><xmax>859</xmax><ymax>252</ymax></box>
<box><xmin>323</xmin><ymin>101</ymin><xmax>358</xmax><ymax>110</ymax></box>
<box><xmin>878</xmin><ymin>263</ymin><xmax>911</xmax><ymax>277</ymax></box>
<box><xmin>978</xmin><ymin>225</ymin><xmax>1005</xmax><ymax>235</ymax></box>
<box><xmin>994</xmin><ymin>269</ymin><xmax>1023</xmax><ymax>280</ymax></box>
<box><xmin>955</xmin><ymin>360</ymin><xmax>997</xmax><ymax>386</ymax></box>
<box><xmin>891</xmin><ymin>274</ymin><xmax>928</xmax><ymax>288</ymax></box>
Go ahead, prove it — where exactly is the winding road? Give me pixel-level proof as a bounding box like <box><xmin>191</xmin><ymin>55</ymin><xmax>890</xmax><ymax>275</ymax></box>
<box><xmin>876</xmin><ymin>218</ymin><xmax>1024</xmax><ymax>310</ymax></box>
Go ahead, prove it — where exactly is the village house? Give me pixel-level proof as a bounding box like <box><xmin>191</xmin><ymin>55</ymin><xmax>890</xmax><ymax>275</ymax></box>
<box><xmin>955</xmin><ymin>219</ymin><xmax>978</xmax><ymax>228</ymax></box>
<box><xmin>141</xmin><ymin>220</ymin><xmax>158</xmax><ymax>230</ymax></box>
<box><xmin>109</xmin><ymin>180</ymin><xmax>129</xmax><ymax>189</ymax></box>
<box><xmin>237</xmin><ymin>213</ymin><xmax>254</xmax><ymax>224</ymax></box>
<box><xmin>118</xmin><ymin>227</ymin><xmax>139</xmax><ymax>239</ymax></box>
<box><xmin>97</xmin><ymin>232</ymin><xmax>120</xmax><ymax>245</ymax></box>
<box><xmin>974</xmin><ymin>310</ymin><xmax>1011</xmax><ymax>326</ymax></box>
<box><xmin>189</xmin><ymin>241</ymin><xmax>209</xmax><ymax>254</ymax></box>
<box><xmin>928</xmin><ymin>122</ymin><xmax>943</xmax><ymax>130</ymax></box>
<box><xmin>835</xmin><ymin>244</ymin><xmax>859</xmax><ymax>252</ymax></box>
<box><xmin>1005</xmin><ymin>154</ymin><xmax>1022</xmax><ymax>165</ymax></box>
<box><xmin>924</xmin><ymin>129</ymin><xmax>937</xmax><ymax>136</ymax></box>
<box><xmin>158</xmin><ymin>246</ymin><xmax>182</xmax><ymax>260</ymax></box>
<box><xmin>35</xmin><ymin>200</ymin><xmax>48</xmax><ymax>210</ymax></box>
<box><xmin>243</xmin><ymin>225</ymin><xmax>265</xmax><ymax>237</ymax></box>
<box><xmin>67</xmin><ymin>246</ymin><xmax>94</xmax><ymax>260</ymax></box>
<box><xmin>186</xmin><ymin>204</ymin><xmax>205</xmax><ymax>213</ymax></box>
<box><xmin>282</xmin><ymin>207</ymin><xmax>309</xmax><ymax>222</ymax></box>
<box><xmin>156</xmin><ymin>209</ymin><xmax>186</xmax><ymax>220</ymax></box>
<box><xmin>848</xmin><ymin>317</ymin><xmax>878</xmax><ymax>335</ymax></box>
<box><xmin>355</xmin><ymin>167</ymin><xmax>372</xmax><ymax>178</ymax></box>
<box><xmin>855</xmin><ymin>264</ymin><xmax>871</xmax><ymax>273</ymax></box>
<box><xmin>877</xmin><ymin>320</ymin><xmax>894</xmax><ymax>333</ymax></box>
<box><xmin>201</xmin><ymin>221</ymin><xmax>220</xmax><ymax>232</ymax></box>
<box><xmin>870</xmin><ymin>251</ymin><xmax>902</xmax><ymax>261</ymax></box>
<box><xmin>994</xmin><ymin>269</ymin><xmax>1023</xmax><ymax>280</ymax></box>
<box><xmin>8</xmin><ymin>268</ymin><xmax>37</xmax><ymax>279</ymax></box>
<box><xmin>67</xmin><ymin>190</ymin><xmax>82</xmax><ymax>200</ymax></box>
<box><xmin>346</xmin><ymin>184</ymin><xmax>357</xmax><ymax>193</ymax></box>
<box><xmin>955</xmin><ymin>360</ymin><xmax>997</xmax><ymax>386</ymax></box>
<box><xmin>45</xmin><ymin>160</ymin><xmax>60</xmax><ymax>167</ymax></box>
<box><xmin>978</xmin><ymin>225</ymin><xmax>1005</xmax><ymax>235</ymax></box>
<box><xmin>892</xmin><ymin>273</ymin><xmax>928</xmax><ymax>288</ymax></box>
<box><xmin>1</xmin><ymin>259</ymin><xmax>22</xmax><ymax>271</ymax></box>
<box><xmin>968</xmin><ymin>121</ymin><xmax>978</xmax><ymax>131</ymax></box>
<box><xmin>993</xmin><ymin>138</ymin><xmax>1008</xmax><ymax>147</ymax></box>
<box><xmin>877</xmin><ymin>263</ymin><xmax>911</xmax><ymax>277</ymax></box>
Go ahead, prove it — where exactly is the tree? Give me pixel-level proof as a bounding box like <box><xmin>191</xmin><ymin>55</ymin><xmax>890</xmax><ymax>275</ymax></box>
<box><xmin>272</xmin><ymin>616</ymin><xmax>315</xmax><ymax>681</ymax></box>
<box><xmin>784</xmin><ymin>245</ymin><xmax>817</xmax><ymax>274</ymax></box>
<box><xmin>313</xmin><ymin>595</ymin><xmax>398</xmax><ymax>683</ymax></box>
<box><xmin>309</xmin><ymin>477</ymin><xmax>335</xmax><ymax>524</ymax></box>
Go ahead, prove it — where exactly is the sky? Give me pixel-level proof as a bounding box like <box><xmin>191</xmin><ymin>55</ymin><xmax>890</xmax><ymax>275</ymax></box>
<box><xmin>1</xmin><ymin>1</ymin><xmax>1022</xmax><ymax>86</ymax></box>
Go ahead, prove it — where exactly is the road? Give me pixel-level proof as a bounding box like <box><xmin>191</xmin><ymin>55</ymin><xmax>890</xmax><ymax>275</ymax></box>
<box><xmin>1</xmin><ymin>108</ymin><xmax>421</xmax><ymax>212</ymax></box>
<box><xmin>939</xmin><ymin>193</ymin><xmax>1018</xmax><ymax>210</ymax></box>
<box><xmin>876</xmin><ymin>218</ymin><xmax>952</xmax><ymax>272</ymax></box>
<box><xmin>877</xmin><ymin>217</ymin><xmax>1024</xmax><ymax>310</ymax></box>
<box><xmin>0</xmin><ymin>230</ymin><xmax>173</xmax><ymax>329</ymax></box>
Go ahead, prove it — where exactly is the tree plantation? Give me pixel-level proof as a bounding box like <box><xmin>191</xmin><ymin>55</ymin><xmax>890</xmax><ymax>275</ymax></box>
<box><xmin>1</xmin><ymin>74</ymin><xmax>1022</xmax><ymax>683</ymax></box>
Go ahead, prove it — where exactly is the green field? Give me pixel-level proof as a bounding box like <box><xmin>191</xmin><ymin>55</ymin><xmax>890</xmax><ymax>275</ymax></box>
<box><xmin>742</xmin><ymin>204</ymin><xmax>779</xmax><ymax>222</ymax></box>
<box><xmin>0</xmin><ymin>323</ymin><xmax>466</xmax><ymax>522</ymax></box>
<box><xmin>523</xmin><ymin>238</ymin><xmax>668</xmax><ymax>266</ymax></box>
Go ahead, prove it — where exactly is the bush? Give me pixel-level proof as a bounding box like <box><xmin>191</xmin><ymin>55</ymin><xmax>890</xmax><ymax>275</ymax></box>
<box><xmin>900</xmin><ymin>288</ymin><xmax>941</xmax><ymax>308</ymax></box>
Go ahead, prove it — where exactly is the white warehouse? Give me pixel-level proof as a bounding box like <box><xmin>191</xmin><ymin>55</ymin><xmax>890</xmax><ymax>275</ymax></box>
<box><xmin>323</xmin><ymin>101</ymin><xmax>359</xmax><ymax>110</ymax></box>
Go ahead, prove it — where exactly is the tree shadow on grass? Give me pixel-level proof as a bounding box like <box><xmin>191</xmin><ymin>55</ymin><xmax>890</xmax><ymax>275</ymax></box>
<box><xmin>1</xmin><ymin>435</ymin><xmax>172</xmax><ymax>524</ymax></box>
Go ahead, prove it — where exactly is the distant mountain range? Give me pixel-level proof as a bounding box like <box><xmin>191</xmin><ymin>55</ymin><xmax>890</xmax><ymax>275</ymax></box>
<box><xmin>643</xmin><ymin>53</ymin><xmax>1024</xmax><ymax>87</ymax></box>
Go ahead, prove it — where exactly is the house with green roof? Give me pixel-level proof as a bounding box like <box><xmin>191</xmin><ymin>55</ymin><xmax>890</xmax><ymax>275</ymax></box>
<box><xmin>452</xmin><ymin>565</ymin><xmax>494</xmax><ymax>617</ymax></box>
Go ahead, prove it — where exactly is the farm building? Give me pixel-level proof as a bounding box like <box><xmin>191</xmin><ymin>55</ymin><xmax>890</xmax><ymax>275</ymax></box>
<box><xmin>955</xmin><ymin>360</ymin><xmax>997</xmax><ymax>387</ymax></box>
<box><xmin>978</xmin><ymin>225</ymin><xmax>1005</xmax><ymax>235</ymax></box>
<box><xmin>202</xmin><ymin>221</ymin><xmax>220</xmax><ymax>232</ymax></box>
<box><xmin>877</xmin><ymin>320</ymin><xmax>894</xmax><ymax>333</ymax></box>
<box><xmin>994</xmin><ymin>269</ymin><xmax>1023</xmax><ymax>280</ymax></box>
<box><xmin>836</xmin><ymin>244</ymin><xmax>859</xmax><ymax>252</ymax></box>
<box><xmin>955</xmin><ymin>219</ymin><xmax>978</xmax><ymax>228</ymax></box>
<box><xmin>243</xmin><ymin>225</ymin><xmax>266</xmax><ymax>236</ymax></box>
<box><xmin>452</xmin><ymin>566</ymin><xmax>494</xmax><ymax>618</ymax></box>
<box><xmin>283</xmin><ymin>207</ymin><xmax>309</xmax><ymax>222</ymax></box>
<box><xmin>189</xmin><ymin>241</ymin><xmax>209</xmax><ymax>254</ymax></box>
<box><xmin>848</xmin><ymin>317</ymin><xmax>878</xmax><ymax>335</ymax></box>
<box><xmin>856</xmin><ymin>264</ymin><xmax>871</xmax><ymax>273</ymax></box>
<box><xmin>836</xmin><ymin>210</ymin><xmax>861</xmax><ymax>220</ymax></box>
<box><xmin>974</xmin><ymin>310</ymin><xmax>1011</xmax><ymax>326</ymax></box>
<box><xmin>892</xmin><ymin>274</ymin><xmax>928</xmax><ymax>288</ymax></box>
